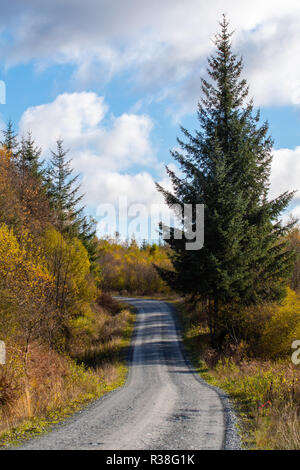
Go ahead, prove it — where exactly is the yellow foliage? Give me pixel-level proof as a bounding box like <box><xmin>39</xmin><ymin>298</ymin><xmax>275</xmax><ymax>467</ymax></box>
<box><xmin>0</xmin><ymin>223</ymin><xmax>55</xmax><ymax>342</ymax></box>
<box><xmin>261</xmin><ymin>288</ymin><xmax>300</xmax><ymax>358</ymax></box>
<box><xmin>42</xmin><ymin>227</ymin><xmax>97</xmax><ymax>332</ymax></box>
<box><xmin>97</xmin><ymin>237</ymin><xmax>172</xmax><ymax>294</ymax></box>
<box><xmin>43</xmin><ymin>227</ymin><xmax>90</xmax><ymax>282</ymax></box>
<box><xmin>0</xmin><ymin>224</ymin><xmax>52</xmax><ymax>284</ymax></box>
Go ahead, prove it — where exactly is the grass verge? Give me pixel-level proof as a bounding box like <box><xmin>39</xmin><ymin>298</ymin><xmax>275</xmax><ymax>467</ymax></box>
<box><xmin>171</xmin><ymin>299</ymin><xmax>300</xmax><ymax>450</ymax></box>
<box><xmin>0</xmin><ymin>304</ymin><xmax>135</xmax><ymax>448</ymax></box>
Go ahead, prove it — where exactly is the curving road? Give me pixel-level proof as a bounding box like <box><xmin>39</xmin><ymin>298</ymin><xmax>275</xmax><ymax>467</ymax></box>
<box><xmin>19</xmin><ymin>299</ymin><xmax>238</xmax><ymax>450</ymax></box>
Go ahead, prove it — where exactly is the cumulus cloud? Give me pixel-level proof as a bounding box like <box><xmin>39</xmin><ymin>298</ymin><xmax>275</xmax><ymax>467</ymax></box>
<box><xmin>2</xmin><ymin>1</ymin><xmax>300</xmax><ymax>113</ymax></box>
<box><xmin>268</xmin><ymin>146</ymin><xmax>300</xmax><ymax>224</ymax></box>
<box><xmin>287</xmin><ymin>205</ymin><xmax>300</xmax><ymax>221</ymax></box>
<box><xmin>17</xmin><ymin>90</ymin><xmax>300</xmax><ymax>241</ymax></box>
<box><xmin>19</xmin><ymin>91</ymin><xmax>169</xmax><ymax>218</ymax></box>
<box><xmin>238</xmin><ymin>16</ymin><xmax>300</xmax><ymax>107</ymax></box>
<box><xmin>19</xmin><ymin>91</ymin><xmax>155</xmax><ymax>171</ymax></box>
<box><xmin>18</xmin><ymin>90</ymin><xmax>300</xmax><ymax>210</ymax></box>
<box><xmin>270</xmin><ymin>147</ymin><xmax>300</xmax><ymax>203</ymax></box>
<box><xmin>20</xmin><ymin>92</ymin><xmax>107</xmax><ymax>149</ymax></box>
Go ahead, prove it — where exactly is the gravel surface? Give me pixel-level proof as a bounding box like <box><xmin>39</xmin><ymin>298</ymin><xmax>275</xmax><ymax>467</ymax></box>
<box><xmin>17</xmin><ymin>299</ymin><xmax>240</xmax><ymax>450</ymax></box>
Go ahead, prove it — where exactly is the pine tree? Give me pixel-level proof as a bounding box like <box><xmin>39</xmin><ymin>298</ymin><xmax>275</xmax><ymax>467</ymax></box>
<box><xmin>1</xmin><ymin>120</ymin><xmax>19</xmax><ymax>157</ymax></box>
<box><xmin>47</xmin><ymin>139</ymin><xmax>84</xmax><ymax>235</ymax></box>
<box><xmin>18</xmin><ymin>131</ymin><xmax>43</xmax><ymax>179</ymax></box>
<box><xmin>156</xmin><ymin>16</ymin><xmax>295</xmax><ymax>345</ymax></box>
<box><xmin>78</xmin><ymin>215</ymin><xmax>98</xmax><ymax>263</ymax></box>
<box><xmin>47</xmin><ymin>139</ymin><xmax>98</xmax><ymax>267</ymax></box>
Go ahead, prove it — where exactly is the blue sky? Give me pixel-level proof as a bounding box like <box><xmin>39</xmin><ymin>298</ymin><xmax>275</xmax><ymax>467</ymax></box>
<box><xmin>1</xmin><ymin>1</ymin><xmax>300</xmax><ymax>240</ymax></box>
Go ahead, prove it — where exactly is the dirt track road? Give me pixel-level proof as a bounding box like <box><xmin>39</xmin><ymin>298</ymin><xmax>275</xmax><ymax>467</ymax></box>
<box><xmin>19</xmin><ymin>299</ymin><xmax>239</xmax><ymax>450</ymax></box>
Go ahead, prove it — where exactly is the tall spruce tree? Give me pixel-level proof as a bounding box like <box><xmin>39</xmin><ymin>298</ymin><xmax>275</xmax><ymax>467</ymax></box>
<box><xmin>47</xmin><ymin>139</ymin><xmax>98</xmax><ymax>268</ymax></box>
<box><xmin>156</xmin><ymin>16</ymin><xmax>295</xmax><ymax>344</ymax></box>
<box><xmin>47</xmin><ymin>138</ymin><xmax>84</xmax><ymax>235</ymax></box>
<box><xmin>19</xmin><ymin>131</ymin><xmax>43</xmax><ymax>179</ymax></box>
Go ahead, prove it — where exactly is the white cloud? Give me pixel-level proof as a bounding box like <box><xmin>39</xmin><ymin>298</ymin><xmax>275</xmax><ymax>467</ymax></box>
<box><xmin>18</xmin><ymin>90</ymin><xmax>300</xmax><ymax>240</ymax></box>
<box><xmin>2</xmin><ymin>1</ymin><xmax>300</xmax><ymax>114</ymax></box>
<box><xmin>270</xmin><ymin>147</ymin><xmax>300</xmax><ymax>202</ymax></box>
<box><xmin>86</xmin><ymin>171</ymin><xmax>164</xmax><ymax>207</ymax></box>
<box><xmin>19</xmin><ymin>92</ymin><xmax>107</xmax><ymax>149</ymax></box>
<box><xmin>19</xmin><ymin>91</ymin><xmax>155</xmax><ymax>170</ymax></box>
<box><xmin>288</xmin><ymin>205</ymin><xmax>300</xmax><ymax>221</ymax></box>
<box><xmin>238</xmin><ymin>16</ymin><xmax>300</xmax><ymax>107</ymax></box>
<box><xmin>19</xmin><ymin>91</ymin><xmax>168</xmax><ymax>216</ymax></box>
<box><xmin>269</xmin><ymin>146</ymin><xmax>300</xmax><ymax>224</ymax></box>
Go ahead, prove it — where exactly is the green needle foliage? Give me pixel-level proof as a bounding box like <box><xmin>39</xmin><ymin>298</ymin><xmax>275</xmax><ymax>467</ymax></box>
<box><xmin>1</xmin><ymin>120</ymin><xmax>19</xmax><ymax>157</ymax></box>
<box><xmin>156</xmin><ymin>16</ymin><xmax>296</xmax><ymax>346</ymax></box>
<box><xmin>46</xmin><ymin>138</ymin><xmax>98</xmax><ymax>268</ymax></box>
<box><xmin>19</xmin><ymin>131</ymin><xmax>44</xmax><ymax>179</ymax></box>
<box><xmin>47</xmin><ymin>138</ymin><xmax>85</xmax><ymax>235</ymax></box>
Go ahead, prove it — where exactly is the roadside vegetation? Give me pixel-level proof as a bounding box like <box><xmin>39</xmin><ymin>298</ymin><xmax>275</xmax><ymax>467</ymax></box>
<box><xmin>175</xmin><ymin>258</ymin><xmax>300</xmax><ymax>449</ymax></box>
<box><xmin>0</xmin><ymin>298</ymin><xmax>134</xmax><ymax>447</ymax></box>
<box><xmin>0</xmin><ymin>126</ymin><xmax>135</xmax><ymax>446</ymax></box>
<box><xmin>97</xmin><ymin>236</ymin><xmax>172</xmax><ymax>296</ymax></box>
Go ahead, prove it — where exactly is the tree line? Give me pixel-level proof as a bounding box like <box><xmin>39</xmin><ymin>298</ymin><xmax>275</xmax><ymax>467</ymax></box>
<box><xmin>98</xmin><ymin>235</ymin><xmax>171</xmax><ymax>295</ymax></box>
<box><xmin>0</xmin><ymin>122</ymin><xmax>101</xmax><ymax>358</ymax></box>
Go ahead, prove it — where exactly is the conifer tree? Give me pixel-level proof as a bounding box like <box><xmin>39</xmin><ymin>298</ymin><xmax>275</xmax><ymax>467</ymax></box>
<box><xmin>156</xmin><ymin>16</ymin><xmax>295</xmax><ymax>344</ymax></box>
<box><xmin>19</xmin><ymin>131</ymin><xmax>43</xmax><ymax>179</ymax></box>
<box><xmin>47</xmin><ymin>139</ymin><xmax>98</xmax><ymax>268</ymax></box>
<box><xmin>1</xmin><ymin>120</ymin><xmax>19</xmax><ymax>157</ymax></box>
<box><xmin>47</xmin><ymin>139</ymin><xmax>84</xmax><ymax>235</ymax></box>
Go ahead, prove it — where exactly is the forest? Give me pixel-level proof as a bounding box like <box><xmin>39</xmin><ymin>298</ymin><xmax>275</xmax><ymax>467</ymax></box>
<box><xmin>0</xmin><ymin>123</ymin><xmax>140</xmax><ymax>443</ymax></box>
<box><xmin>0</xmin><ymin>13</ymin><xmax>300</xmax><ymax>450</ymax></box>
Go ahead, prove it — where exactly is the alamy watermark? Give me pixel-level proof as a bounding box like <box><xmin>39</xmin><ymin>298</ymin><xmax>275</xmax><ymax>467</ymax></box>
<box><xmin>96</xmin><ymin>198</ymin><xmax>204</xmax><ymax>251</ymax></box>
<box><xmin>0</xmin><ymin>340</ymin><xmax>5</xmax><ymax>365</ymax></box>
<box><xmin>0</xmin><ymin>80</ymin><xmax>6</xmax><ymax>104</ymax></box>
<box><xmin>291</xmin><ymin>340</ymin><xmax>300</xmax><ymax>365</ymax></box>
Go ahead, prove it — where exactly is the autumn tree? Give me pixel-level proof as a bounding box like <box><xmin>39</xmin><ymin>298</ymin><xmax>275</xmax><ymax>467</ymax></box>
<box><xmin>42</xmin><ymin>227</ymin><xmax>96</xmax><ymax>350</ymax></box>
<box><xmin>0</xmin><ymin>223</ymin><xmax>58</xmax><ymax>353</ymax></box>
<box><xmin>97</xmin><ymin>237</ymin><xmax>171</xmax><ymax>295</ymax></box>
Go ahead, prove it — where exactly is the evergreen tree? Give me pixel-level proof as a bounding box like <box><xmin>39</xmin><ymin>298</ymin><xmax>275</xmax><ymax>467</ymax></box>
<box><xmin>156</xmin><ymin>16</ymin><xmax>295</xmax><ymax>345</ymax></box>
<box><xmin>1</xmin><ymin>120</ymin><xmax>19</xmax><ymax>157</ymax></box>
<box><xmin>78</xmin><ymin>215</ymin><xmax>98</xmax><ymax>263</ymax></box>
<box><xmin>19</xmin><ymin>131</ymin><xmax>43</xmax><ymax>179</ymax></box>
<box><xmin>47</xmin><ymin>139</ymin><xmax>99</xmax><ymax>268</ymax></box>
<box><xmin>47</xmin><ymin>139</ymin><xmax>84</xmax><ymax>235</ymax></box>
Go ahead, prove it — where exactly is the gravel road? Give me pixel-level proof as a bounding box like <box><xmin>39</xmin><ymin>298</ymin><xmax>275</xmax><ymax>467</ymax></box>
<box><xmin>18</xmin><ymin>299</ymin><xmax>240</xmax><ymax>450</ymax></box>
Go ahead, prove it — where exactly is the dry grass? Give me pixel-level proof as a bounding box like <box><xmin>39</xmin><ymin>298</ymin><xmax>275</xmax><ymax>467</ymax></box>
<box><xmin>173</xmin><ymin>299</ymin><xmax>300</xmax><ymax>450</ymax></box>
<box><xmin>0</xmin><ymin>303</ymin><xmax>135</xmax><ymax>446</ymax></box>
<box><xmin>72</xmin><ymin>305</ymin><xmax>134</xmax><ymax>367</ymax></box>
<box><xmin>0</xmin><ymin>343</ymin><xmax>94</xmax><ymax>432</ymax></box>
<box><xmin>256</xmin><ymin>403</ymin><xmax>300</xmax><ymax>450</ymax></box>
<box><xmin>210</xmin><ymin>359</ymin><xmax>300</xmax><ymax>449</ymax></box>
